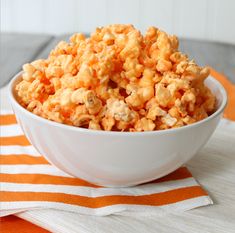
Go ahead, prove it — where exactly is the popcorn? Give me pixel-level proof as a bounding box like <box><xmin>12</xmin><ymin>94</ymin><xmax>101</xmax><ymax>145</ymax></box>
<box><xmin>101</xmin><ymin>116</ymin><xmax>115</xmax><ymax>131</ymax></box>
<box><xmin>161</xmin><ymin>114</ymin><xmax>177</xmax><ymax>127</ymax></box>
<box><xmin>16</xmin><ymin>24</ymin><xmax>216</xmax><ymax>131</ymax></box>
<box><xmin>155</xmin><ymin>83</ymin><xmax>172</xmax><ymax>107</ymax></box>
<box><xmin>60</xmin><ymin>88</ymin><xmax>73</xmax><ymax>106</ymax></box>
<box><xmin>156</xmin><ymin>59</ymin><xmax>172</xmax><ymax>73</ymax></box>
<box><xmin>135</xmin><ymin>117</ymin><xmax>155</xmax><ymax>131</ymax></box>
<box><xmin>106</xmin><ymin>99</ymin><xmax>134</xmax><ymax>122</ymax></box>
<box><xmin>147</xmin><ymin>105</ymin><xmax>167</xmax><ymax>121</ymax></box>
<box><xmin>45</xmin><ymin>65</ymin><xmax>64</xmax><ymax>78</ymax></box>
<box><xmin>76</xmin><ymin>64</ymin><xmax>97</xmax><ymax>88</ymax></box>
<box><xmin>73</xmin><ymin>114</ymin><xmax>94</xmax><ymax>127</ymax></box>
<box><xmin>125</xmin><ymin>92</ymin><xmax>143</xmax><ymax>109</ymax></box>
<box><xmin>22</xmin><ymin>64</ymin><xmax>36</xmax><ymax>81</ymax></box>
<box><xmin>138</xmin><ymin>86</ymin><xmax>154</xmax><ymax>102</ymax></box>
<box><xmin>139</xmin><ymin>68</ymin><xmax>155</xmax><ymax>87</ymax></box>
<box><xmin>71</xmin><ymin>88</ymin><xmax>87</xmax><ymax>104</ymax></box>
<box><xmin>89</xmin><ymin>120</ymin><xmax>101</xmax><ymax>130</ymax></box>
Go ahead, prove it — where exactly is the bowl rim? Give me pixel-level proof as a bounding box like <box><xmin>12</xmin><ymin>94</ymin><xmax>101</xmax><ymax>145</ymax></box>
<box><xmin>9</xmin><ymin>71</ymin><xmax>227</xmax><ymax>136</ymax></box>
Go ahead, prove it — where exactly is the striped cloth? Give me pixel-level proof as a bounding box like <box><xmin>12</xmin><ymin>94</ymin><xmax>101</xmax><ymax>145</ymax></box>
<box><xmin>0</xmin><ymin>111</ymin><xmax>213</xmax><ymax>217</ymax></box>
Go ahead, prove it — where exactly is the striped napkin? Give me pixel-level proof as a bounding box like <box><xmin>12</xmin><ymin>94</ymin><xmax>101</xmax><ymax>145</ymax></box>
<box><xmin>0</xmin><ymin>111</ymin><xmax>213</xmax><ymax>217</ymax></box>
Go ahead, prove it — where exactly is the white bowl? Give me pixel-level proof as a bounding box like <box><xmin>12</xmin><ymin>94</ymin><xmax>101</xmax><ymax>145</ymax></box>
<box><xmin>9</xmin><ymin>72</ymin><xmax>227</xmax><ymax>187</ymax></box>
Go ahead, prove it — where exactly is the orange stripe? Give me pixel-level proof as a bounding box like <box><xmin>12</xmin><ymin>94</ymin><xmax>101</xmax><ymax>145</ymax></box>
<box><xmin>0</xmin><ymin>186</ymin><xmax>207</xmax><ymax>207</ymax></box>
<box><xmin>149</xmin><ymin>167</ymin><xmax>192</xmax><ymax>184</ymax></box>
<box><xmin>0</xmin><ymin>216</ymin><xmax>50</xmax><ymax>233</ymax></box>
<box><xmin>0</xmin><ymin>115</ymin><xmax>17</xmax><ymax>125</ymax></box>
<box><xmin>0</xmin><ymin>173</ymin><xmax>100</xmax><ymax>188</ymax></box>
<box><xmin>210</xmin><ymin>67</ymin><xmax>235</xmax><ymax>121</ymax></box>
<box><xmin>0</xmin><ymin>135</ymin><xmax>30</xmax><ymax>146</ymax></box>
<box><xmin>0</xmin><ymin>154</ymin><xmax>49</xmax><ymax>165</ymax></box>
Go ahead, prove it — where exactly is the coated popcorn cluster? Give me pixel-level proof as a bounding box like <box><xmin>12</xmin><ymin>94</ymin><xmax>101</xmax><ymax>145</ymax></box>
<box><xmin>16</xmin><ymin>24</ymin><xmax>216</xmax><ymax>131</ymax></box>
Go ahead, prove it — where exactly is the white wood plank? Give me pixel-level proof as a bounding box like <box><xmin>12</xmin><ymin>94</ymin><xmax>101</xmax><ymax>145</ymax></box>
<box><xmin>140</xmin><ymin>0</ymin><xmax>174</xmax><ymax>34</ymax></box>
<box><xmin>1</xmin><ymin>0</ymin><xmax>235</xmax><ymax>43</ymax></box>
<box><xmin>5</xmin><ymin>0</ymin><xmax>44</xmax><ymax>33</ymax></box>
<box><xmin>212</xmin><ymin>0</ymin><xmax>235</xmax><ymax>43</ymax></box>
<box><xmin>204</xmin><ymin>0</ymin><xmax>217</xmax><ymax>40</ymax></box>
<box><xmin>41</xmin><ymin>0</ymin><xmax>77</xmax><ymax>34</ymax></box>
<box><xmin>1</xmin><ymin>0</ymin><xmax>18</xmax><ymax>32</ymax></box>
<box><xmin>106</xmin><ymin>0</ymin><xmax>140</xmax><ymax>28</ymax></box>
<box><xmin>174</xmin><ymin>0</ymin><xmax>208</xmax><ymax>40</ymax></box>
<box><xmin>1</xmin><ymin>0</ymin><xmax>12</xmax><ymax>31</ymax></box>
<box><xmin>75</xmin><ymin>0</ymin><xmax>107</xmax><ymax>34</ymax></box>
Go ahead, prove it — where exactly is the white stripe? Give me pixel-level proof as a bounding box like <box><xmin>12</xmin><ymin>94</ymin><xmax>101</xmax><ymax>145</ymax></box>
<box><xmin>0</xmin><ymin>110</ymin><xmax>14</xmax><ymax>115</ymax></box>
<box><xmin>0</xmin><ymin>145</ymin><xmax>41</xmax><ymax>156</ymax></box>
<box><xmin>0</xmin><ymin>201</ymin><xmax>138</xmax><ymax>217</ymax></box>
<box><xmin>0</xmin><ymin>177</ymin><xmax>198</xmax><ymax>197</ymax></box>
<box><xmin>0</xmin><ymin>195</ymin><xmax>212</xmax><ymax>217</ymax></box>
<box><xmin>1</xmin><ymin>164</ymin><xmax>72</xmax><ymax>177</ymax></box>
<box><xmin>0</xmin><ymin>124</ymin><xmax>23</xmax><ymax>136</ymax></box>
<box><xmin>113</xmin><ymin>196</ymin><xmax>213</xmax><ymax>217</ymax></box>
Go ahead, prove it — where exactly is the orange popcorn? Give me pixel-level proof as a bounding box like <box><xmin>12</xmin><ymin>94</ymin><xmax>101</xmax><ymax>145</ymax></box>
<box><xmin>15</xmin><ymin>24</ymin><xmax>216</xmax><ymax>132</ymax></box>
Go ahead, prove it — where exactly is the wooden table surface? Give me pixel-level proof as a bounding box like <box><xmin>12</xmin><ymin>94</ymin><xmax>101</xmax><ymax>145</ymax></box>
<box><xmin>1</xmin><ymin>33</ymin><xmax>235</xmax><ymax>233</ymax></box>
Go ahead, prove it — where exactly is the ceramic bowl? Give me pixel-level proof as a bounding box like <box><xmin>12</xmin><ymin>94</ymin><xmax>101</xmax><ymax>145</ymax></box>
<box><xmin>9</xmin><ymin>72</ymin><xmax>227</xmax><ymax>187</ymax></box>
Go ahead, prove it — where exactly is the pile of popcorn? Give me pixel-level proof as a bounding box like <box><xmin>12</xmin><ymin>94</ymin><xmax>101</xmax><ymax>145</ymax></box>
<box><xmin>16</xmin><ymin>24</ymin><xmax>216</xmax><ymax>131</ymax></box>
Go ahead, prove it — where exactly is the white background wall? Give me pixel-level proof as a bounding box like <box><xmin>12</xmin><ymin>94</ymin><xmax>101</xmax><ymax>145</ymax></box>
<box><xmin>1</xmin><ymin>0</ymin><xmax>235</xmax><ymax>44</ymax></box>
